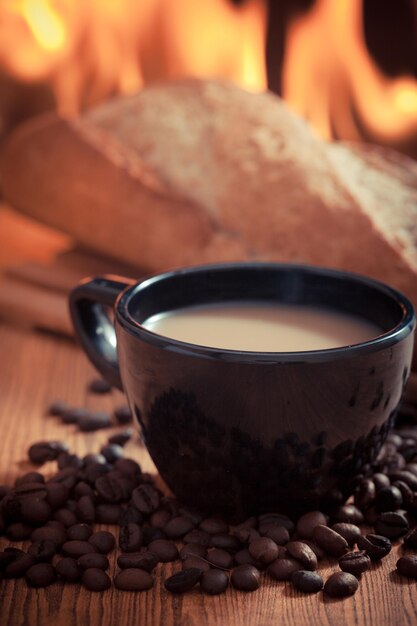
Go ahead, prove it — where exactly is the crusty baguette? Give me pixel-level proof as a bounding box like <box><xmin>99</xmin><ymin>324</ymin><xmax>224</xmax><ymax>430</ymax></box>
<box><xmin>1</xmin><ymin>78</ymin><xmax>417</xmax><ymax>311</ymax></box>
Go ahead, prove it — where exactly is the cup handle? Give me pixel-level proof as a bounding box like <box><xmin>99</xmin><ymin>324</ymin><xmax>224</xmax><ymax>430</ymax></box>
<box><xmin>69</xmin><ymin>275</ymin><xmax>134</xmax><ymax>391</ymax></box>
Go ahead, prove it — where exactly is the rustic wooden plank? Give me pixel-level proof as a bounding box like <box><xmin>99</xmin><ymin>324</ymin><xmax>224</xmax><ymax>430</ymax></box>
<box><xmin>0</xmin><ymin>323</ymin><xmax>416</xmax><ymax>626</ymax></box>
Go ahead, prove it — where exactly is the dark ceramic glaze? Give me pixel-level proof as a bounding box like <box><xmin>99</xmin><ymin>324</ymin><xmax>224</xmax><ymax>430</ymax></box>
<box><xmin>70</xmin><ymin>263</ymin><xmax>415</xmax><ymax>521</ymax></box>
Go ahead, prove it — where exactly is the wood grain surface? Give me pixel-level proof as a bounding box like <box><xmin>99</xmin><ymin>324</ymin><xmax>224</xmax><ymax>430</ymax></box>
<box><xmin>0</xmin><ymin>323</ymin><xmax>416</xmax><ymax>626</ymax></box>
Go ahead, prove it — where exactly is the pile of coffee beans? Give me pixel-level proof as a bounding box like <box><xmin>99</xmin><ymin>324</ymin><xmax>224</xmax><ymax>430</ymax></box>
<box><xmin>1</xmin><ymin>389</ymin><xmax>417</xmax><ymax>599</ymax></box>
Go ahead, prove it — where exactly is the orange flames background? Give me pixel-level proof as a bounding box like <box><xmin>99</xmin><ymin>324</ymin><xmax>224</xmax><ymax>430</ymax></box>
<box><xmin>0</xmin><ymin>0</ymin><xmax>416</xmax><ymax>152</ymax></box>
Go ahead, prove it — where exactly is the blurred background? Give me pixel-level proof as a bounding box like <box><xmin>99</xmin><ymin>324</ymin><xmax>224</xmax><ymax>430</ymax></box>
<box><xmin>0</xmin><ymin>0</ymin><xmax>416</xmax><ymax>154</ymax></box>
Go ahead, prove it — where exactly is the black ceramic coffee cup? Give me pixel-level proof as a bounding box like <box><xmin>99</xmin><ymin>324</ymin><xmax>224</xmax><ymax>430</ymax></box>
<box><xmin>70</xmin><ymin>262</ymin><xmax>415</xmax><ymax>520</ymax></box>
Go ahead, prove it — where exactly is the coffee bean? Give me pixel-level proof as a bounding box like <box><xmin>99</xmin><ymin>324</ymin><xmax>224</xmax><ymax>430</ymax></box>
<box><xmin>14</xmin><ymin>482</ymin><xmax>47</xmax><ymax>498</ymax></box>
<box><xmin>61</xmin><ymin>407</ymin><xmax>89</xmax><ymax>424</ymax></box>
<box><xmin>291</xmin><ymin>570</ymin><xmax>324</xmax><ymax>593</ymax></box>
<box><xmin>82</xmin><ymin>568</ymin><xmax>112</xmax><ymax>591</ymax></box>
<box><xmin>96</xmin><ymin>504</ymin><xmax>123</xmax><ymax>524</ymax></box>
<box><xmin>389</xmin><ymin>471</ymin><xmax>417</xmax><ymax>491</ymax></box>
<box><xmin>209</xmin><ymin>533</ymin><xmax>241</xmax><ymax>552</ymax></box>
<box><xmin>397</xmin><ymin>556</ymin><xmax>417</xmax><ymax>579</ymax></box>
<box><xmin>114</xmin><ymin>568</ymin><xmax>153</xmax><ymax>591</ymax></box>
<box><xmin>148</xmin><ymin>539</ymin><xmax>178</xmax><ymax>562</ymax></box>
<box><xmin>76</xmin><ymin>496</ymin><xmax>96</xmax><ymax>524</ymax></box>
<box><xmin>26</xmin><ymin>563</ymin><xmax>56</xmax><ymax>587</ymax></box>
<box><xmin>56</xmin><ymin>557</ymin><xmax>82</xmax><ymax>582</ymax></box>
<box><xmin>267</xmin><ymin>557</ymin><xmax>303</xmax><ymax>581</ymax></box>
<box><xmin>0</xmin><ymin>549</ymin><xmax>24</xmax><ymax>571</ymax></box>
<box><xmin>263</xmin><ymin>524</ymin><xmax>289</xmax><ymax>545</ymax></box>
<box><xmin>296</xmin><ymin>511</ymin><xmax>327</xmax><ymax>539</ymax></box>
<box><xmin>62</xmin><ymin>540</ymin><xmax>97</xmax><ymax>558</ymax></box>
<box><xmin>67</xmin><ymin>524</ymin><xmax>93</xmax><ymax>541</ymax></box>
<box><xmin>6</xmin><ymin>522</ymin><xmax>33</xmax><ymax>540</ymax></box>
<box><xmin>234</xmin><ymin>548</ymin><xmax>264</xmax><ymax>568</ymax></box>
<box><xmin>300</xmin><ymin>540</ymin><xmax>326</xmax><ymax>561</ymax></box>
<box><xmin>89</xmin><ymin>531</ymin><xmax>115</xmax><ymax>554</ymax></box>
<box><xmin>332</xmin><ymin>504</ymin><xmax>364</xmax><ymax>525</ymax></box>
<box><xmin>100</xmin><ymin>444</ymin><xmax>125</xmax><ymax>463</ymax></box>
<box><xmin>95</xmin><ymin>474</ymin><xmax>125</xmax><ymax>503</ymax></box>
<box><xmin>312</xmin><ymin>525</ymin><xmax>348</xmax><ymax>557</ymax></box>
<box><xmin>235</xmin><ymin>527</ymin><xmax>261</xmax><ymax>545</ymax></box>
<box><xmin>45</xmin><ymin>483</ymin><xmax>70</xmax><ymax>509</ymax></box>
<box><xmin>31</xmin><ymin>523</ymin><xmax>67</xmax><ymax>546</ymax></box>
<box><xmin>248</xmin><ymin>537</ymin><xmax>280</xmax><ymax>565</ymax></box>
<box><xmin>324</xmin><ymin>571</ymin><xmax>359</xmax><ymax>597</ymax></box>
<box><xmin>331</xmin><ymin>523</ymin><xmax>361</xmax><ymax>547</ymax></box>
<box><xmin>375</xmin><ymin>486</ymin><xmax>403</xmax><ymax>512</ymax></box>
<box><xmin>200</xmin><ymin>569</ymin><xmax>228</xmax><ymax>594</ymax></box>
<box><xmin>339</xmin><ymin>551</ymin><xmax>371</xmax><ymax>576</ymax></box>
<box><xmin>231</xmin><ymin>564</ymin><xmax>260</xmax><ymax>591</ymax></box>
<box><xmin>131</xmin><ymin>484</ymin><xmax>160</xmax><ymax>514</ymax></box>
<box><xmin>15</xmin><ymin>472</ymin><xmax>45</xmax><ymax>487</ymax></box>
<box><xmin>49</xmin><ymin>471</ymin><xmax>78</xmax><ymax>494</ymax></box>
<box><xmin>48</xmin><ymin>400</ymin><xmax>69</xmax><ymax>416</ymax></box>
<box><xmin>356</xmin><ymin>534</ymin><xmax>392</xmax><ymax>560</ymax></box>
<box><xmin>200</xmin><ymin>517</ymin><xmax>229</xmax><ymax>535</ymax></box>
<box><xmin>118</xmin><ymin>505</ymin><xmax>143</xmax><ymax>526</ymax></box>
<box><xmin>28</xmin><ymin>540</ymin><xmax>57</xmax><ymax>562</ymax></box>
<box><xmin>77</xmin><ymin>553</ymin><xmax>109</xmax><ymax>570</ymax></box>
<box><xmin>285</xmin><ymin>541</ymin><xmax>318</xmax><ymax>570</ymax></box>
<box><xmin>108</xmin><ymin>429</ymin><xmax>133</xmax><ymax>447</ymax></box>
<box><xmin>258</xmin><ymin>513</ymin><xmax>294</xmax><ymax>534</ymax></box>
<box><xmin>21</xmin><ymin>497</ymin><xmax>52</xmax><ymax>524</ymax></box>
<box><xmin>83</xmin><ymin>453</ymin><xmax>108</xmax><ymax>466</ymax></box>
<box><xmin>117</xmin><ymin>550</ymin><xmax>159</xmax><ymax>571</ymax></box>
<box><xmin>89</xmin><ymin>378</ymin><xmax>111</xmax><ymax>394</ymax></box>
<box><xmin>4</xmin><ymin>553</ymin><xmax>36</xmax><ymax>578</ymax></box>
<box><xmin>374</xmin><ymin>512</ymin><xmax>409</xmax><ymax>539</ymax></box>
<box><xmin>354</xmin><ymin>479</ymin><xmax>376</xmax><ymax>510</ymax></box>
<box><xmin>373</xmin><ymin>473</ymin><xmax>391</xmax><ymax>490</ymax></box>
<box><xmin>206</xmin><ymin>548</ymin><xmax>233</xmax><ymax>570</ymax></box>
<box><xmin>28</xmin><ymin>441</ymin><xmax>69</xmax><ymax>465</ymax></box>
<box><xmin>53</xmin><ymin>508</ymin><xmax>78</xmax><ymax>527</ymax></box>
<box><xmin>114</xmin><ymin>405</ymin><xmax>133</xmax><ymax>425</ymax></box>
<box><xmin>386</xmin><ymin>433</ymin><xmax>403</xmax><ymax>447</ymax></box>
<box><xmin>149</xmin><ymin>509</ymin><xmax>170</xmax><ymax>529</ymax></box>
<box><xmin>165</xmin><ymin>568</ymin><xmax>202</xmax><ymax>593</ymax></box>
<box><xmin>403</xmin><ymin>527</ymin><xmax>417</xmax><ymax>549</ymax></box>
<box><xmin>163</xmin><ymin>515</ymin><xmax>194</xmax><ymax>539</ymax></box>
<box><xmin>182</xmin><ymin>556</ymin><xmax>211</xmax><ymax>572</ymax></box>
<box><xmin>113</xmin><ymin>458</ymin><xmax>142</xmax><ymax>480</ymax></box>
<box><xmin>179</xmin><ymin>543</ymin><xmax>207</xmax><ymax>560</ymax></box>
<box><xmin>183</xmin><ymin>529</ymin><xmax>211</xmax><ymax>547</ymax></box>
<box><xmin>58</xmin><ymin>453</ymin><xmax>83</xmax><ymax>470</ymax></box>
<box><xmin>119</xmin><ymin>523</ymin><xmax>143</xmax><ymax>552</ymax></box>
<box><xmin>79</xmin><ymin>412</ymin><xmax>112</xmax><ymax>432</ymax></box>
<box><xmin>406</xmin><ymin>463</ymin><xmax>417</xmax><ymax>476</ymax></box>
<box><xmin>392</xmin><ymin>481</ymin><xmax>414</xmax><ymax>510</ymax></box>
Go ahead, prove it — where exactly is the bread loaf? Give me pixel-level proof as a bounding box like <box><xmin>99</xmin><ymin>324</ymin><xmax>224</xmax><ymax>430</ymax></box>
<box><xmin>1</xmin><ymin>78</ymin><xmax>417</xmax><ymax>308</ymax></box>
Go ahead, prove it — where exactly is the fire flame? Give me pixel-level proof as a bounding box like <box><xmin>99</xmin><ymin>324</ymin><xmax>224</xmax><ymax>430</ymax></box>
<box><xmin>0</xmin><ymin>0</ymin><xmax>416</xmax><ymax>148</ymax></box>
<box><xmin>0</xmin><ymin>0</ymin><xmax>266</xmax><ymax>115</ymax></box>
<box><xmin>282</xmin><ymin>0</ymin><xmax>417</xmax><ymax>144</ymax></box>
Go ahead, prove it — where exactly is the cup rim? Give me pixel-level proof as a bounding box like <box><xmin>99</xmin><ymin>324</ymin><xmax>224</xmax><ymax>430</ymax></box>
<box><xmin>115</xmin><ymin>262</ymin><xmax>416</xmax><ymax>363</ymax></box>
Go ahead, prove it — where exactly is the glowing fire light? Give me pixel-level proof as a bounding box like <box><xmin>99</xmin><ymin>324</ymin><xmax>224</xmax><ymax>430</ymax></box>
<box><xmin>282</xmin><ymin>0</ymin><xmax>417</xmax><ymax>144</ymax></box>
<box><xmin>21</xmin><ymin>0</ymin><xmax>66</xmax><ymax>52</ymax></box>
<box><xmin>0</xmin><ymin>0</ymin><xmax>416</xmax><ymax>149</ymax></box>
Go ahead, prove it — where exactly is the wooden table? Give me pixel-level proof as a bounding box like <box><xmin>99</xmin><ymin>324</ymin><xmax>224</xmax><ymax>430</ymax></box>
<box><xmin>0</xmin><ymin>322</ymin><xmax>416</xmax><ymax>626</ymax></box>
